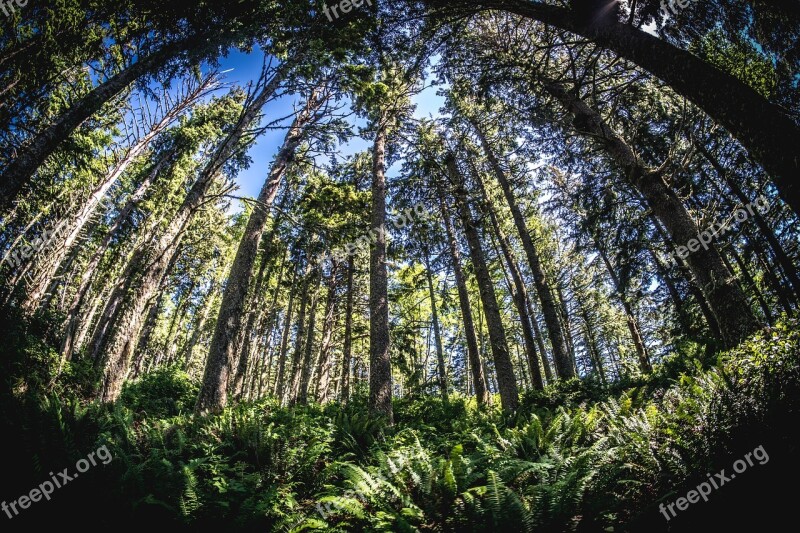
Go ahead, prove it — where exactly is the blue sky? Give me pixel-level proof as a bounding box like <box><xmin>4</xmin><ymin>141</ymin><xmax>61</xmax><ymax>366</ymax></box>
<box><xmin>213</xmin><ymin>48</ymin><xmax>445</xmax><ymax>209</ymax></box>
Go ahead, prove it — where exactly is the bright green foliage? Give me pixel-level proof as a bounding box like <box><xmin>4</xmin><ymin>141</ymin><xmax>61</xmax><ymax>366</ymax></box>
<box><xmin>119</xmin><ymin>366</ymin><xmax>198</xmax><ymax>419</ymax></box>
<box><xmin>2</xmin><ymin>315</ymin><xmax>798</xmax><ymax>530</ymax></box>
<box><xmin>691</xmin><ymin>29</ymin><xmax>779</xmax><ymax>99</ymax></box>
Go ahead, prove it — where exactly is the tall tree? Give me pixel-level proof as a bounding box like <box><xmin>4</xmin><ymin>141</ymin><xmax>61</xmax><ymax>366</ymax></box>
<box><xmin>92</xmin><ymin>69</ymin><xmax>284</xmax><ymax>403</ymax></box>
<box><xmin>421</xmin><ymin>0</ymin><xmax>800</xmax><ymax>216</ymax></box>
<box><xmin>543</xmin><ymin>80</ymin><xmax>761</xmax><ymax>348</ymax></box>
<box><xmin>447</xmin><ymin>152</ymin><xmax>519</xmax><ymax>411</ymax></box>
<box><xmin>433</xmin><ymin>171</ymin><xmax>490</xmax><ymax>406</ymax></box>
<box><xmin>472</xmin><ymin>157</ymin><xmax>545</xmax><ymax>389</ymax></box>
<box><xmin>467</xmin><ymin>116</ymin><xmax>575</xmax><ymax>379</ymax></box>
<box><xmin>423</xmin><ymin>247</ymin><xmax>450</xmax><ymax>401</ymax></box>
<box><xmin>195</xmin><ymin>81</ymin><xmax>328</xmax><ymax>413</ymax></box>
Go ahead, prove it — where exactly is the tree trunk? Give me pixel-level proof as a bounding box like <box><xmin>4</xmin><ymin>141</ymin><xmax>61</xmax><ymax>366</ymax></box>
<box><xmin>432</xmin><ymin>0</ymin><xmax>800</xmax><ymax>215</ymax></box>
<box><xmin>234</xmin><ymin>254</ymin><xmax>286</xmax><ymax>398</ymax></box>
<box><xmin>555</xmin><ymin>282</ymin><xmax>577</xmax><ymax>372</ymax></box>
<box><xmin>340</xmin><ymin>256</ymin><xmax>355</xmax><ymax>402</ymax></box>
<box><xmin>93</xmin><ymin>69</ymin><xmax>281</xmax><ymax>404</ymax></box>
<box><xmin>434</xmin><ymin>176</ymin><xmax>490</xmax><ymax>406</ymax></box>
<box><xmin>295</xmin><ymin>270</ymin><xmax>322</xmax><ymax>405</ymax></box>
<box><xmin>368</xmin><ymin>113</ymin><xmax>394</xmax><ymax>423</ymax></box>
<box><xmin>22</xmin><ymin>82</ymin><xmax>205</xmax><ymax>312</ymax></box>
<box><xmin>0</xmin><ymin>38</ymin><xmax>201</xmax><ymax>210</ymax></box>
<box><xmin>286</xmin><ymin>266</ymin><xmax>313</xmax><ymax>405</ymax></box>
<box><xmin>314</xmin><ymin>267</ymin><xmax>340</xmax><ymax>403</ymax></box>
<box><xmin>469</xmin><ymin>119</ymin><xmax>575</xmax><ymax>379</ymax></box>
<box><xmin>182</xmin><ymin>281</ymin><xmax>218</xmax><ymax>371</ymax></box>
<box><xmin>93</xmin><ymin>231</ymin><xmax>184</xmax><ymax>402</ymax></box>
<box><xmin>193</xmin><ymin>72</ymin><xmax>317</xmax><ymax>414</ymax></box>
<box><xmin>596</xmin><ymin>245</ymin><xmax>652</xmax><ymax>373</ymax></box>
<box><xmin>527</xmin><ymin>298</ymin><xmax>554</xmax><ymax>383</ymax></box>
<box><xmin>447</xmin><ymin>153</ymin><xmax>519</xmax><ymax>411</ymax></box>
<box><xmin>423</xmin><ymin>249</ymin><xmax>450</xmax><ymax>401</ymax></box>
<box><xmin>577</xmin><ymin>302</ymin><xmax>607</xmax><ymax>384</ymax></box>
<box><xmin>473</xmin><ymin>164</ymin><xmax>545</xmax><ymax>389</ymax></box>
<box><xmin>695</xmin><ymin>142</ymin><xmax>800</xmax><ymax>301</ymax></box>
<box><xmin>274</xmin><ymin>270</ymin><xmax>297</xmax><ymax>402</ymax></box>
<box><xmin>724</xmin><ymin>244</ymin><xmax>774</xmax><ymax>323</ymax></box>
<box><xmin>650</xmin><ymin>214</ymin><xmax>723</xmax><ymax>340</ymax></box>
<box><xmin>544</xmin><ymin>80</ymin><xmax>761</xmax><ymax>348</ymax></box>
<box><xmin>60</xmin><ymin>151</ymin><xmax>172</xmax><ymax>360</ymax></box>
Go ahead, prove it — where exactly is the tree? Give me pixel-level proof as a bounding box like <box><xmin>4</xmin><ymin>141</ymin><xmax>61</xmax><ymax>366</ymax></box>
<box><xmin>195</xmin><ymin>80</ymin><xmax>329</xmax><ymax>414</ymax></box>
<box><xmin>446</xmin><ymin>151</ymin><xmax>519</xmax><ymax>411</ymax></box>
<box><xmin>419</xmin><ymin>0</ymin><xmax>800</xmax><ymax>216</ymax></box>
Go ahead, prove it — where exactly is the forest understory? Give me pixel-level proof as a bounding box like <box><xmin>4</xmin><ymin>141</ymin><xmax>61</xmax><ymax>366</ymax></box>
<box><xmin>1</xmin><ymin>1</ymin><xmax>798</xmax><ymax>531</ymax></box>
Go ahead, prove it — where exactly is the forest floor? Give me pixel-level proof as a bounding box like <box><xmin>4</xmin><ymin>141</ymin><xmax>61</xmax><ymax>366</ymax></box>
<box><xmin>1</xmin><ymin>310</ymin><xmax>798</xmax><ymax>532</ymax></box>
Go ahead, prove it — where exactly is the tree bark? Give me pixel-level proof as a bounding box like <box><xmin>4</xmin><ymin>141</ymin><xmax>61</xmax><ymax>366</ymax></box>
<box><xmin>182</xmin><ymin>280</ymin><xmax>218</xmax><ymax>370</ymax></box>
<box><xmin>274</xmin><ymin>270</ymin><xmax>297</xmax><ymax>402</ymax></box>
<box><xmin>423</xmin><ymin>249</ymin><xmax>450</xmax><ymax>401</ymax></box>
<box><xmin>595</xmin><ymin>245</ymin><xmax>652</xmax><ymax>373</ymax></box>
<box><xmin>314</xmin><ymin>267</ymin><xmax>340</xmax><ymax>403</ymax></box>
<box><xmin>368</xmin><ymin>113</ymin><xmax>394</xmax><ymax>423</ymax></box>
<box><xmin>650</xmin><ymin>214</ymin><xmax>723</xmax><ymax>340</ymax></box>
<box><xmin>577</xmin><ymin>300</ymin><xmax>607</xmax><ymax>384</ymax></box>
<box><xmin>473</xmin><ymin>163</ymin><xmax>545</xmax><ymax>389</ymax></box>
<box><xmin>59</xmin><ymin>151</ymin><xmax>172</xmax><ymax>360</ymax></box>
<box><xmin>194</xmin><ymin>77</ymin><xmax>321</xmax><ymax>414</ymax></box>
<box><xmin>434</xmin><ymin>176</ymin><xmax>490</xmax><ymax>406</ymax></box>
<box><xmin>22</xmin><ymin>81</ymin><xmax>207</xmax><ymax>312</ymax></box>
<box><xmin>447</xmin><ymin>153</ymin><xmax>519</xmax><ymax>411</ymax></box>
<box><xmin>295</xmin><ymin>270</ymin><xmax>322</xmax><ymax>405</ymax></box>
<box><xmin>527</xmin><ymin>298</ymin><xmax>554</xmax><ymax>383</ymax></box>
<box><xmin>91</xmin><ymin>70</ymin><xmax>281</xmax><ymax>404</ymax></box>
<box><xmin>286</xmin><ymin>266</ymin><xmax>312</xmax><ymax>405</ymax></box>
<box><xmin>234</xmin><ymin>254</ymin><xmax>286</xmax><ymax>398</ymax></box>
<box><xmin>340</xmin><ymin>255</ymin><xmax>355</xmax><ymax>402</ymax></box>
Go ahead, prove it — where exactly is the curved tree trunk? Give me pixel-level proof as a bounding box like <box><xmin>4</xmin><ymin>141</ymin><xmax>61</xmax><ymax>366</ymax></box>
<box><xmin>60</xmin><ymin>151</ymin><xmax>172</xmax><ymax>360</ymax></box>
<box><xmin>427</xmin><ymin>0</ymin><xmax>800</xmax><ymax>216</ymax></box>
<box><xmin>21</xmin><ymin>81</ymin><xmax>206</xmax><ymax>312</ymax></box>
<box><xmin>544</xmin><ymin>80</ymin><xmax>761</xmax><ymax>348</ymax></box>
<box><xmin>195</xmin><ymin>83</ymin><xmax>325</xmax><ymax>413</ymax></box>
